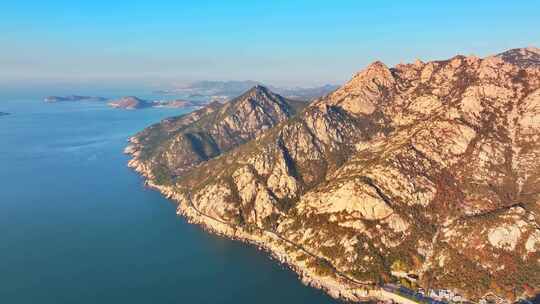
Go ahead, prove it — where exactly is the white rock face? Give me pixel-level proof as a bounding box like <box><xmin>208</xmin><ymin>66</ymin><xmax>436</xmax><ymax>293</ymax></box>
<box><xmin>233</xmin><ymin>166</ymin><xmax>280</xmax><ymax>226</ymax></box>
<box><xmin>305</xmin><ymin>180</ymin><xmax>394</xmax><ymax>220</ymax></box>
<box><xmin>193</xmin><ymin>183</ymin><xmax>233</xmax><ymax>219</ymax></box>
<box><xmin>384</xmin><ymin>213</ymin><xmax>410</xmax><ymax>233</ymax></box>
<box><xmin>519</xmin><ymin>89</ymin><xmax>540</xmax><ymax>131</ymax></box>
<box><xmin>488</xmin><ymin>224</ymin><xmax>521</xmax><ymax>251</ymax></box>
<box><xmin>525</xmin><ymin>230</ymin><xmax>540</xmax><ymax>254</ymax></box>
<box><xmin>233</xmin><ymin>166</ymin><xmax>259</xmax><ymax>206</ymax></box>
<box><xmin>266</xmin><ymin>152</ymin><xmax>298</xmax><ymax>199</ymax></box>
<box><xmin>412</xmin><ymin>121</ymin><xmax>476</xmax><ymax>166</ymax></box>
<box><xmin>326</xmin><ymin>61</ymin><xmax>395</xmax><ymax>115</ymax></box>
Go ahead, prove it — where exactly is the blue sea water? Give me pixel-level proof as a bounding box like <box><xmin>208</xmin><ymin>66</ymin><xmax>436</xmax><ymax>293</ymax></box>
<box><xmin>0</xmin><ymin>88</ymin><xmax>334</xmax><ymax>304</ymax></box>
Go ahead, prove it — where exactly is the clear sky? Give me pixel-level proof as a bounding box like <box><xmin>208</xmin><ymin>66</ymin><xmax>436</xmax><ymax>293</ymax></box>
<box><xmin>1</xmin><ymin>0</ymin><xmax>539</xmax><ymax>87</ymax></box>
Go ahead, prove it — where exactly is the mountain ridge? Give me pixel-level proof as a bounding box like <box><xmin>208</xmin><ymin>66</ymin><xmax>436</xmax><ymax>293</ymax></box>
<box><xmin>126</xmin><ymin>48</ymin><xmax>540</xmax><ymax>303</ymax></box>
<box><xmin>495</xmin><ymin>46</ymin><xmax>540</xmax><ymax>69</ymax></box>
<box><xmin>127</xmin><ymin>85</ymin><xmax>307</xmax><ymax>177</ymax></box>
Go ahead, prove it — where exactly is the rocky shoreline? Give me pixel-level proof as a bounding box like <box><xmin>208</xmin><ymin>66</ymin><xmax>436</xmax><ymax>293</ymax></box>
<box><xmin>124</xmin><ymin>138</ymin><xmax>383</xmax><ymax>303</ymax></box>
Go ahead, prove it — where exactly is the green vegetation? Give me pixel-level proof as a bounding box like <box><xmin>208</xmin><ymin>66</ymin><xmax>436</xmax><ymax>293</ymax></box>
<box><xmin>151</xmin><ymin>165</ymin><xmax>173</xmax><ymax>186</ymax></box>
<box><xmin>307</xmin><ymin>258</ymin><xmax>334</xmax><ymax>277</ymax></box>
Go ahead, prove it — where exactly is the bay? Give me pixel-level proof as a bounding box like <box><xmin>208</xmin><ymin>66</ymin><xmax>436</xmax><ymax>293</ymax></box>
<box><xmin>0</xmin><ymin>88</ymin><xmax>334</xmax><ymax>304</ymax></box>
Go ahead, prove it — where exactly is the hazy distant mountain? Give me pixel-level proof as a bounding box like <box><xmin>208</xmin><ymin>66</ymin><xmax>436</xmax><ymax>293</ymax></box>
<box><xmin>152</xmin><ymin>99</ymin><xmax>209</xmax><ymax>108</ymax></box>
<box><xmin>273</xmin><ymin>84</ymin><xmax>339</xmax><ymax>100</ymax></box>
<box><xmin>108</xmin><ymin>96</ymin><xmax>209</xmax><ymax>110</ymax></box>
<box><xmin>44</xmin><ymin>95</ymin><xmax>107</xmax><ymax>102</ymax></box>
<box><xmin>154</xmin><ymin>80</ymin><xmax>260</xmax><ymax>97</ymax></box>
<box><xmin>495</xmin><ymin>46</ymin><xmax>540</xmax><ymax>69</ymax></box>
<box><xmin>155</xmin><ymin>80</ymin><xmax>339</xmax><ymax>101</ymax></box>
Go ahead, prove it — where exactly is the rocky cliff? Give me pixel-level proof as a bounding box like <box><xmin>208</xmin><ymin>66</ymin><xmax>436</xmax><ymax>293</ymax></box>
<box><xmin>126</xmin><ymin>49</ymin><xmax>540</xmax><ymax>303</ymax></box>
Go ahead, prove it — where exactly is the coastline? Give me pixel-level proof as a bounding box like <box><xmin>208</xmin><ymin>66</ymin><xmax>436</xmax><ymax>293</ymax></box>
<box><xmin>124</xmin><ymin>138</ymin><xmax>387</xmax><ymax>303</ymax></box>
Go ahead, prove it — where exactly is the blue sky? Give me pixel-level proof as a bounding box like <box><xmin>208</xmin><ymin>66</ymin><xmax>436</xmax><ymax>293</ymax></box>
<box><xmin>1</xmin><ymin>0</ymin><xmax>539</xmax><ymax>87</ymax></box>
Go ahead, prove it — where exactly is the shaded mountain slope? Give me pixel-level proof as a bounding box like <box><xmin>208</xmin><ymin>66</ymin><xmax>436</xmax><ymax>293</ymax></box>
<box><xmin>127</xmin><ymin>85</ymin><xmax>306</xmax><ymax>178</ymax></box>
<box><xmin>496</xmin><ymin>46</ymin><xmax>540</xmax><ymax>69</ymax></box>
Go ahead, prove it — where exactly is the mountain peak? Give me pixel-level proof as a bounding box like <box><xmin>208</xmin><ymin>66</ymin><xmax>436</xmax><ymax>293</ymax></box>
<box><xmin>322</xmin><ymin>60</ymin><xmax>395</xmax><ymax>115</ymax></box>
<box><xmin>247</xmin><ymin>84</ymin><xmax>271</xmax><ymax>94</ymax></box>
<box><xmin>525</xmin><ymin>46</ymin><xmax>540</xmax><ymax>54</ymax></box>
<box><xmin>349</xmin><ymin>60</ymin><xmax>393</xmax><ymax>85</ymax></box>
<box><xmin>234</xmin><ymin>85</ymin><xmax>277</xmax><ymax>104</ymax></box>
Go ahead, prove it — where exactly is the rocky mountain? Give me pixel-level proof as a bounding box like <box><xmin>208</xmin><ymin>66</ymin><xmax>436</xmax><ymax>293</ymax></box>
<box><xmin>44</xmin><ymin>95</ymin><xmax>107</xmax><ymax>102</ymax></box>
<box><xmin>496</xmin><ymin>47</ymin><xmax>540</xmax><ymax>69</ymax></box>
<box><xmin>126</xmin><ymin>52</ymin><xmax>540</xmax><ymax>303</ymax></box>
<box><xmin>128</xmin><ymin>85</ymin><xmax>306</xmax><ymax>176</ymax></box>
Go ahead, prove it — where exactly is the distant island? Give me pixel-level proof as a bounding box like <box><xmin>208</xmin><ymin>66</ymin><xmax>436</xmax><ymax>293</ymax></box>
<box><xmin>108</xmin><ymin>96</ymin><xmax>209</xmax><ymax>110</ymax></box>
<box><xmin>44</xmin><ymin>95</ymin><xmax>107</xmax><ymax>102</ymax></box>
<box><xmin>0</xmin><ymin>112</ymin><xmax>9</xmax><ymax>116</ymax></box>
<box><xmin>108</xmin><ymin>96</ymin><xmax>153</xmax><ymax>109</ymax></box>
<box><xmin>43</xmin><ymin>94</ymin><xmax>208</xmax><ymax>110</ymax></box>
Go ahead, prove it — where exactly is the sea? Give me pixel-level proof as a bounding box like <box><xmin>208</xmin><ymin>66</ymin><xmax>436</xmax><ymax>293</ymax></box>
<box><xmin>0</xmin><ymin>85</ymin><xmax>335</xmax><ymax>304</ymax></box>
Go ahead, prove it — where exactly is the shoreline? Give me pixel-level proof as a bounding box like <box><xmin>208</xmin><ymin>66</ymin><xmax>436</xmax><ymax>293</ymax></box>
<box><xmin>124</xmin><ymin>139</ymin><xmax>418</xmax><ymax>304</ymax></box>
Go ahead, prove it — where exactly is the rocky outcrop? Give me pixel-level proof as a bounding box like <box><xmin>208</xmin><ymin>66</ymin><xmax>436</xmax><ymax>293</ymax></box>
<box><xmin>127</xmin><ymin>50</ymin><xmax>540</xmax><ymax>303</ymax></box>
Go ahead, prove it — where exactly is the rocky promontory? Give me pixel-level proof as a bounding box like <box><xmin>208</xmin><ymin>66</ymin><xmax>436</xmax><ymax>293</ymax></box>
<box><xmin>126</xmin><ymin>48</ymin><xmax>540</xmax><ymax>303</ymax></box>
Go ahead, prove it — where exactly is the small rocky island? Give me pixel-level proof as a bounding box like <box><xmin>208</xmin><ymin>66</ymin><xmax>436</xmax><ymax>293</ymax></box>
<box><xmin>44</xmin><ymin>95</ymin><xmax>107</xmax><ymax>102</ymax></box>
<box><xmin>108</xmin><ymin>96</ymin><xmax>153</xmax><ymax>109</ymax></box>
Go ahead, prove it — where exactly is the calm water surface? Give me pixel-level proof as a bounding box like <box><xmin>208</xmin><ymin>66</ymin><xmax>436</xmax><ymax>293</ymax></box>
<box><xmin>0</xmin><ymin>89</ymin><xmax>334</xmax><ymax>304</ymax></box>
